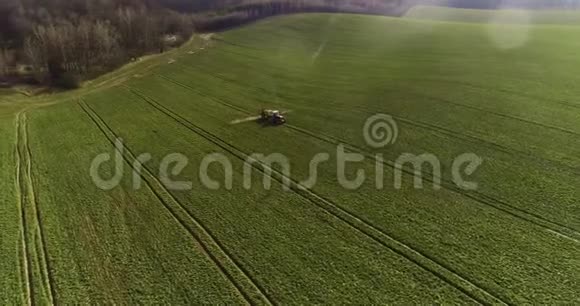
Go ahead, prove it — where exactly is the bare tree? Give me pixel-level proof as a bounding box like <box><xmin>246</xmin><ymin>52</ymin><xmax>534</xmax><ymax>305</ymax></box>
<box><xmin>77</xmin><ymin>19</ymin><xmax>93</xmax><ymax>72</ymax></box>
<box><xmin>116</xmin><ymin>6</ymin><xmax>137</xmax><ymax>51</ymax></box>
<box><xmin>93</xmin><ymin>20</ymin><xmax>121</xmax><ymax>67</ymax></box>
<box><xmin>24</xmin><ymin>37</ymin><xmax>46</xmax><ymax>82</ymax></box>
<box><xmin>0</xmin><ymin>50</ymin><xmax>6</xmax><ymax>80</ymax></box>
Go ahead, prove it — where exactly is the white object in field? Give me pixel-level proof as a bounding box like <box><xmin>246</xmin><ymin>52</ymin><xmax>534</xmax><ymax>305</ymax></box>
<box><xmin>230</xmin><ymin>116</ymin><xmax>261</xmax><ymax>125</ymax></box>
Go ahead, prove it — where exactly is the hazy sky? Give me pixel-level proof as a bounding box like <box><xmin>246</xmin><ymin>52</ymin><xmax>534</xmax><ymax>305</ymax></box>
<box><xmin>421</xmin><ymin>0</ymin><xmax>580</xmax><ymax>9</ymax></box>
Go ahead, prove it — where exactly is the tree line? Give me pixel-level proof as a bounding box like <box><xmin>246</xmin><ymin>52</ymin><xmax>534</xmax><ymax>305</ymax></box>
<box><xmin>192</xmin><ymin>0</ymin><xmax>408</xmax><ymax>32</ymax></box>
<box><xmin>0</xmin><ymin>0</ymin><xmax>409</xmax><ymax>88</ymax></box>
<box><xmin>2</xmin><ymin>0</ymin><xmax>575</xmax><ymax>89</ymax></box>
<box><xmin>0</xmin><ymin>0</ymin><xmax>580</xmax><ymax>87</ymax></box>
<box><xmin>1</xmin><ymin>0</ymin><xmax>196</xmax><ymax>88</ymax></box>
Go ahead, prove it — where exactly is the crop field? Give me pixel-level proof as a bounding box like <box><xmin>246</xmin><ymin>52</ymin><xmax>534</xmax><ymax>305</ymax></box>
<box><xmin>406</xmin><ymin>5</ymin><xmax>580</xmax><ymax>25</ymax></box>
<box><xmin>1</xmin><ymin>10</ymin><xmax>579</xmax><ymax>304</ymax></box>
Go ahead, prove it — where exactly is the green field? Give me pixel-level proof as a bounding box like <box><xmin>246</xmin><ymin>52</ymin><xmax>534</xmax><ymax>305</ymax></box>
<box><xmin>1</xmin><ymin>10</ymin><xmax>579</xmax><ymax>304</ymax></box>
<box><xmin>406</xmin><ymin>5</ymin><xmax>580</xmax><ymax>25</ymax></box>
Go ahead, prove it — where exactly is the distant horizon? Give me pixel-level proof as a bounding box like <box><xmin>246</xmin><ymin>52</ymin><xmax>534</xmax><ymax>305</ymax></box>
<box><xmin>415</xmin><ymin>0</ymin><xmax>580</xmax><ymax>9</ymax></box>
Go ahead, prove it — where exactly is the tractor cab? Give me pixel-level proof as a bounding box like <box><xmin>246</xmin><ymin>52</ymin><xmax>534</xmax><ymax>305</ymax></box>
<box><xmin>261</xmin><ymin>109</ymin><xmax>286</xmax><ymax>125</ymax></box>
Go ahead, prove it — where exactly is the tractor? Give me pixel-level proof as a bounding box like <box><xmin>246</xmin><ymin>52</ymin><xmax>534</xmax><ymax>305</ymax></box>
<box><xmin>260</xmin><ymin>109</ymin><xmax>287</xmax><ymax>125</ymax></box>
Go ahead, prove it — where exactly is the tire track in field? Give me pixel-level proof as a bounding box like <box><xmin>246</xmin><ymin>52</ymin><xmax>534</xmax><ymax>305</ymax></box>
<box><xmin>408</xmin><ymin>78</ymin><xmax>580</xmax><ymax>111</ymax></box>
<box><xmin>211</xmin><ymin>37</ymin><xmax>261</xmax><ymax>51</ymax></box>
<box><xmin>128</xmin><ymin>87</ymin><xmax>507</xmax><ymax>305</ymax></box>
<box><xmin>406</xmin><ymin>91</ymin><xmax>580</xmax><ymax>137</ymax></box>
<box><xmin>212</xmin><ymin>38</ymin><xmax>580</xmax><ymax>133</ymax></box>
<box><xmin>344</xmin><ymin>100</ymin><xmax>579</xmax><ymax>175</ymax></box>
<box><xmin>284</xmin><ymin>124</ymin><xmax>580</xmax><ymax>241</ymax></box>
<box><xmin>78</xmin><ymin>100</ymin><xmax>272</xmax><ymax>306</ymax></box>
<box><xmin>387</xmin><ymin>112</ymin><xmax>580</xmax><ymax>175</ymax></box>
<box><xmin>16</xmin><ymin>112</ymin><xmax>57</xmax><ymax>305</ymax></box>
<box><xmin>161</xmin><ymin>65</ymin><xmax>580</xmax><ymax>175</ymax></box>
<box><xmin>215</xmin><ymin>37</ymin><xmax>580</xmax><ymax>114</ymax></box>
<box><xmin>23</xmin><ymin>113</ymin><xmax>58</xmax><ymax>305</ymax></box>
<box><xmin>154</xmin><ymin>75</ymin><xmax>580</xmax><ymax>241</ymax></box>
<box><xmin>15</xmin><ymin>112</ymin><xmax>32</xmax><ymax>306</ymax></box>
<box><xmin>339</xmin><ymin>96</ymin><xmax>579</xmax><ymax>175</ymax></box>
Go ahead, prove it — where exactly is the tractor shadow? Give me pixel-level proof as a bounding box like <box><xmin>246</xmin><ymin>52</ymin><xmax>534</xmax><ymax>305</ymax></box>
<box><xmin>255</xmin><ymin>118</ymin><xmax>284</xmax><ymax>128</ymax></box>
